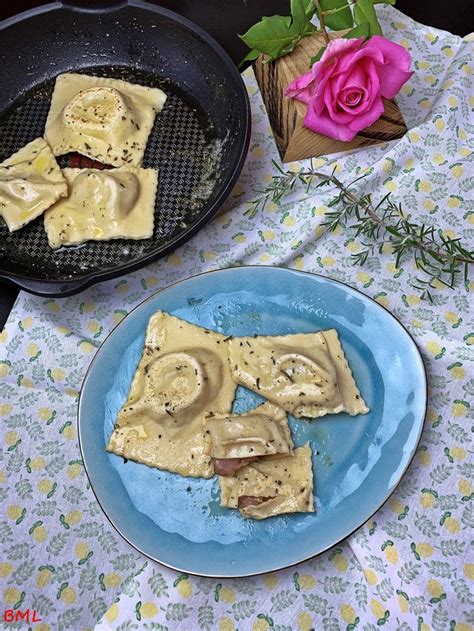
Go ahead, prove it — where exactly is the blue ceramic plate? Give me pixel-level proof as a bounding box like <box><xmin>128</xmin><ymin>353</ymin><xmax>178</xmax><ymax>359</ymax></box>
<box><xmin>79</xmin><ymin>266</ymin><xmax>426</xmax><ymax>577</ymax></box>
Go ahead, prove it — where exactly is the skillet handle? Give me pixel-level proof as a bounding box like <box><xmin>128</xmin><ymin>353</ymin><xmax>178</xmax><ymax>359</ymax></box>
<box><xmin>0</xmin><ymin>273</ymin><xmax>93</xmax><ymax>298</ymax></box>
<box><xmin>62</xmin><ymin>0</ymin><xmax>127</xmax><ymax>10</ymax></box>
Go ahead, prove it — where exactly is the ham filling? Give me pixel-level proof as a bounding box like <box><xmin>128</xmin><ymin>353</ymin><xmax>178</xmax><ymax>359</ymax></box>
<box><xmin>67</xmin><ymin>153</ymin><xmax>112</xmax><ymax>169</ymax></box>
<box><xmin>213</xmin><ymin>457</ymin><xmax>257</xmax><ymax>476</ymax></box>
<box><xmin>237</xmin><ymin>495</ymin><xmax>273</xmax><ymax>509</ymax></box>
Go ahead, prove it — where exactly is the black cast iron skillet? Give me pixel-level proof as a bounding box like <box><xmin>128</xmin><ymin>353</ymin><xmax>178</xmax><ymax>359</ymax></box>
<box><xmin>0</xmin><ymin>0</ymin><xmax>250</xmax><ymax>296</ymax></box>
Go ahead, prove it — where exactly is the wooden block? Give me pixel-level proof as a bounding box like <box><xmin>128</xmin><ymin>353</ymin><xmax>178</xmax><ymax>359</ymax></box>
<box><xmin>254</xmin><ymin>30</ymin><xmax>407</xmax><ymax>162</ymax></box>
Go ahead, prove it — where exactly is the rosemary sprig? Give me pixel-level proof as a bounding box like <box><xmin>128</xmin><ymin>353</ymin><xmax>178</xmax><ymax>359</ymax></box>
<box><xmin>246</xmin><ymin>160</ymin><xmax>473</xmax><ymax>301</ymax></box>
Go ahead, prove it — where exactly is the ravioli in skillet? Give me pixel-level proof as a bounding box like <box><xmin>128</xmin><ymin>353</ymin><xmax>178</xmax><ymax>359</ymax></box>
<box><xmin>45</xmin><ymin>73</ymin><xmax>167</xmax><ymax>166</ymax></box>
<box><xmin>219</xmin><ymin>443</ymin><xmax>314</xmax><ymax>519</ymax></box>
<box><xmin>107</xmin><ymin>311</ymin><xmax>237</xmax><ymax>478</ymax></box>
<box><xmin>0</xmin><ymin>137</ymin><xmax>67</xmax><ymax>231</ymax></box>
<box><xmin>203</xmin><ymin>401</ymin><xmax>293</xmax><ymax>476</ymax></box>
<box><xmin>44</xmin><ymin>167</ymin><xmax>158</xmax><ymax>248</ymax></box>
<box><xmin>228</xmin><ymin>330</ymin><xmax>368</xmax><ymax>418</ymax></box>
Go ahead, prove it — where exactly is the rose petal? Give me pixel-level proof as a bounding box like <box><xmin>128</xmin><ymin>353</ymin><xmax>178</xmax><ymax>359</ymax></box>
<box><xmin>347</xmin><ymin>95</ymin><xmax>385</xmax><ymax>133</ymax></box>
<box><xmin>285</xmin><ymin>70</ymin><xmax>316</xmax><ymax>104</ymax></box>
<box><xmin>312</xmin><ymin>72</ymin><xmax>333</xmax><ymax>115</ymax></box>
<box><xmin>337</xmin><ymin>64</ymin><xmax>367</xmax><ymax>91</ymax></box>
<box><xmin>378</xmin><ymin>66</ymin><xmax>413</xmax><ymax>99</ymax></box>
<box><xmin>361</xmin><ymin>35</ymin><xmax>413</xmax><ymax>98</ymax></box>
<box><xmin>367</xmin><ymin>35</ymin><xmax>412</xmax><ymax>72</ymax></box>
<box><xmin>324</xmin><ymin>78</ymin><xmax>358</xmax><ymax>123</ymax></box>
<box><xmin>338</xmin><ymin>87</ymin><xmax>367</xmax><ymax>111</ymax></box>
<box><xmin>334</xmin><ymin>46</ymin><xmax>384</xmax><ymax>77</ymax></box>
<box><xmin>304</xmin><ymin>100</ymin><xmax>358</xmax><ymax>141</ymax></box>
<box><xmin>361</xmin><ymin>58</ymin><xmax>380</xmax><ymax>108</ymax></box>
<box><xmin>333</xmin><ymin>65</ymin><xmax>370</xmax><ymax>116</ymax></box>
<box><xmin>319</xmin><ymin>37</ymin><xmax>364</xmax><ymax>66</ymax></box>
<box><xmin>311</xmin><ymin>37</ymin><xmax>363</xmax><ymax>87</ymax></box>
<box><xmin>288</xmin><ymin>34</ymin><xmax>411</xmax><ymax>143</ymax></box>
<box><xmin>335</xmin><ymin>66</ymin><xmax>366</xmax><ymax>106</ymax></box>
<box><xmin>338</xmin><ymin>58</ymin><xmax>380</xmax><ymax>115</ymax></box>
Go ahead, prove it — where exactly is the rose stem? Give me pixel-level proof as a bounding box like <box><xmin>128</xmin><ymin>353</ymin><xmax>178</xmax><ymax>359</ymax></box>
<box><xmin>313</xmin><ymin>0</ymin><xmax>330</xmax><ymax>45</ymax></box>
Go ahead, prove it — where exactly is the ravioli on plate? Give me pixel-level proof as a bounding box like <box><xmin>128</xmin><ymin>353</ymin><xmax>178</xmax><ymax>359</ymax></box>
<box><xmin>107</xmin><ymin>311</ymin><xmax>237</xmax><ymax>478</ymax></box>
<box><xmin>44</xmin><ymin>167</ymin><xmax>157</xmax><ymax>249</ymax></box>
<box><xmin>204</xmin><ymin>401</ymin><xmax>293</xmax><ymax>476</ymax></box>
<box><xmin>228</xmin><ymin>330</ymin><xmax>368</xmax><ymax>418</ymax></box>
<box><xmin>219</xmin><ymin>444</ymin><xmax>314</xmax><ymax>519</ymax></box>
<box><xmin>45</xmin><ymin>73</ymin><xmax>167</xmax><ymax>166</ymax></box>
<box><xmin>0</xmin><ymin>137</ymin><xmax>67</xmax><ymax>232</ymax></box>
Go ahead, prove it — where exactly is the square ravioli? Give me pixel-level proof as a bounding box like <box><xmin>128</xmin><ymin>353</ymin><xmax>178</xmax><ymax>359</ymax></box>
<box><xmin>45</xmin><ymin>73</ymin><xmax>167</xmax><ymax>166</ymax></box>
<box><xmin>44</xmin><ymin>167</ymin><xmax>157</xmax><ymax>249</ymax></box>
<box><xmin>107</xmin><ymin>311</ymin><xmax>237</xmax><ymax>478</ymax></box>
<box><xmin>204</xmin><ymin>401</ymin><xmax>293</xmax><ymax>476</ymax></box>
<box><xmin>228</xmin><ymin>329</ymin><xmax>369</xmax><ymax>418</ymax></box>
<box><xmin>219</xmin><ymin>444</ymin><xmax>314</xmax><ymax>519</ymax></box>
<box><xmin>0</xmin><ymin>137</ymin><xmax>67</xmax><ymax>232</ymax></box>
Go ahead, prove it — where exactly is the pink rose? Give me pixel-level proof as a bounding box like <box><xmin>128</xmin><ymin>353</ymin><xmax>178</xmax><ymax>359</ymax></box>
<box><xmin>285</xmin><ymin>35</ymin><xmax>413</xmax><ymax>141</ymax></box>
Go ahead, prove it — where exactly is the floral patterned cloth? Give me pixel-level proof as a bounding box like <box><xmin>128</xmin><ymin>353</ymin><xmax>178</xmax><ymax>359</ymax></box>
<box><xmin>0</xmin><ymin>6</ymin><xmax>473</xmax><ymax>631</ymax></box>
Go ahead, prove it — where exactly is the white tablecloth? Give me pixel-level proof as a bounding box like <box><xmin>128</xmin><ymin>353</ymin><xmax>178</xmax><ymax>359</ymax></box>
<box><xmin>0</xmin><ymin>6</ymin><xmax>472</xmax><ymax>631</ymax></box>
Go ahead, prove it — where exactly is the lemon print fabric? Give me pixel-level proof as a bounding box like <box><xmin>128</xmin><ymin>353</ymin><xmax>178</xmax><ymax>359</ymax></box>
<box><xmin>1</xmin><ymin>5</ymin><xmax>473</xmax><ymax>631</ymax></box>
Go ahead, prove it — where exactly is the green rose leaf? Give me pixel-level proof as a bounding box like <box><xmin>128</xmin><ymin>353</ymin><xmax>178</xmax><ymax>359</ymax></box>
<box><xmin>320</xmin><ymin>0</ymin><xmax>353</xmax><ymax>30</ymax></box>
<box><xmin>309</xmin><ymin>45</ymin><xmax>326</xmax><ymax>66</ymax></box>
<box><xmin>343</xmin><ymin>22</ymin><xmax>371</xmax><ymax>40</ymax></box>
<box><xmin>239</xmin><ymin>49</ymin><xmax>260</xmax><ymax>70</ymax></box>
<box><xmin>310</xmin><ymin>2</ymin><xmax>368</xmax><ymax>65</ymax></box>
<box><xmin>291</xmin><ymin>0</ymin><xmax>316</xmax><ymax>32</ymax></box>
<box><xmin>239</xmin><ymin>49</ymin><xmax>260</xmax><ymax>69</ymax></box>
<box><xmin>305</xmin><ymin>0</ymin><xmax>317</xmax><ymax>19</ymax></box>
<box><xmin>353</xmin><ymin>0</ymin><xmax>383</xmax><ymax>36</ymax></box>
<box><xmin>239</xmin><ymin>0</ymin><xmax>316</xmax><ymax>62</ymax></box>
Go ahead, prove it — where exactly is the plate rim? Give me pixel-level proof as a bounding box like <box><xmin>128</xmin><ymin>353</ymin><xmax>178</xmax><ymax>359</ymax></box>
<box><xmin>78</xmin><ymin>265</ymin><xmax>428</xmax><ymax>578</ymax></box>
